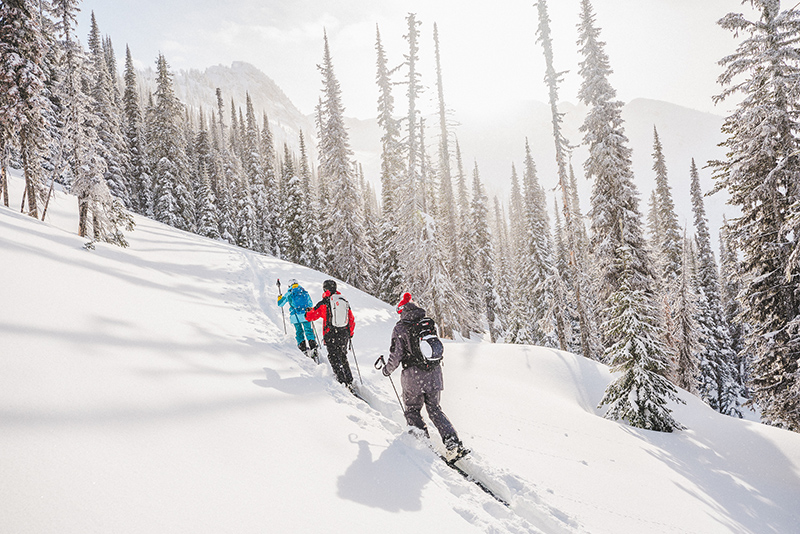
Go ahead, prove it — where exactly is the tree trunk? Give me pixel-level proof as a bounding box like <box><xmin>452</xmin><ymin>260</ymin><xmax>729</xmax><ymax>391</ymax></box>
<box><xmin>0</xmin><ymin>161</ymin><xmax>8</xmax><ymax>207</ymax></box>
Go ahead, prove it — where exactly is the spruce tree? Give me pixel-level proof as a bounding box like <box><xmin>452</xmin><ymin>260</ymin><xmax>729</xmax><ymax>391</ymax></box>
<box><xmin>374</xmin><ymin>24</ymin><xmax>404</xmax><ymax>304</ymax></box>
<box><xmin>577</xmin><ymin>0</ymin><xmax>656</xmax><ymax>336</ymax></box>
<box><xmin>536</xmin><ymin>0</ymin><xmax>593</xmax><ymax>358</ymax></box>
<box><xmin>317</xmin><ymin>30</ymin><xmax>372</xmax><ymax>289</ymax></box>
<box><xmin>505</xmin><ymin>163</ymin><xmax>534</xmax><ymax>344</ymax></box>
<box><xmin>471</xmin><ymin>162</ymin><xmax>500</xmax><ymax>342</ymax></box>
<box><xmin>690</xmin><ymin>159</ymin><xmax>740</xmax><ymax>415</ymax></box>
<box><xmin>713</xmin><ymin>1</ymin><xmax>800</xmax><ymax>430</ymax></box>
<box><xmin>122</xmin><ymin>45</ymin><xmax>151</xmax><ymax>215</ymax></box>
<box><xmin>521</xmin><ymin>139</ymin><xmax>553</xmax><ymax>346</ymax></box>
<box><xmin>0</xmin><ymin>0</ymin><xmax>49</xmax><ymax>218</ymax></box>
<box><xmin>650</xmin><ymin>128</ymin><xmax>682</xmax><ymax>282</ymax></box>
<box><xmin>598</xmin><ymin>246</ymin><xmax>684</xmax><ymax>432</ymax></box>
<box><xmin>674</xmin><ymin>232</ymin><xmax>700</xmax><ymax>393</ymax></box>
<box><xmin>87</xmin><ymin>13</ymin><xmax>129</xmax><ymax>207</ymax></box>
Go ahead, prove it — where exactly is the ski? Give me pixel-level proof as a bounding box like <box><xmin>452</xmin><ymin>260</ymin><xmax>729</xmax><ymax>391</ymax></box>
<box><xmin>439</xmin><ymin>454</ymin><xmax>510</xmax><ymax>508</ymax></box>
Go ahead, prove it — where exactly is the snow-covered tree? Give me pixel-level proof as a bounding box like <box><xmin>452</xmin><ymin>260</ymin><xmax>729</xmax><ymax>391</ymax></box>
<box><xmin>577</xmin><ymin>0</ymin><xmax>656</xmax><ymax>343</ymax></box>
<box><xmin>673</xmin><ymin>232</ymin><xmax>700</xmax><ymax>393</ymax></box>
<box><xmin>281</xmin><ymin>143</ymin><xmax>305</xmax><ymax>265</ymax></box>
<box><xmin>689</xmin><ymin>159</ymin><xmax>740</xmax><ymax>415</ymax></box>
<box><xmin>0</xmin><ymin>0</ymin><xmax>49</xmax><ymax>218</ymax></box>
<box><xmin>598</xmin><ymin>245</ymin><xmax>684</xmax><ymax>432</ymax></box>
<box><xmin>712</xmin><ymin>1</ymin><xmax>800</xmax><ymax>430</ymax></box>
<box><xmin>374</xmin><ymin>25</ymin><xmax>404</xmax><ymax>304</ymax></box>
<box><xmin>537</xmin><ymin>0</ymin><xmax>593</xmax><ymax>358</ymax></box>
<box><xmin>471</xmin><ymin>161</ymin><xmax>500</xmax><ymax>342</ymax></box>
<box><xmin>150</xmin><ymin>53</ymin><xmax>193</xmax><ymax>231</ymax></box>
<box><xmin>520</xmin><ymin>139</ymin><xmax>553</xmax><ymax>346</ymax></box>
<box><xmin>650</xmin><ymin>127</ymin><xmax>683</xmax><ymax>286</ymax></box>
<box><xmin>122</xmin><ymin>45</ymin><xmax>151</xmax><ymax>215</ymax></box>
<box><xmin>87</xmin><ymin>13</ymin><xmax>129</xmax><ymax>207</ymax></box>
<box><xmin>317</xmin><ymin>30</ymin><xmax>372</xmax><ymax>289</ymax></box>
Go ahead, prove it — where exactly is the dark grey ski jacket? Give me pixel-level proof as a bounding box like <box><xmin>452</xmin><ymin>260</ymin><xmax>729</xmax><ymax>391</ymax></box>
<box><xmin>383</xmin><ymin>302</ymin><xmax>444</xmax><ymax>393</ymax></box>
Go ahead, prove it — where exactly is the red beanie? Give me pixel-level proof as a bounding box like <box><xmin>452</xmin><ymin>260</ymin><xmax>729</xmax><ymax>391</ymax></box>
<box><xmin>396</xmin><ymin>292</ymin><xmax>412</xmax><ymax>314</ymax></box>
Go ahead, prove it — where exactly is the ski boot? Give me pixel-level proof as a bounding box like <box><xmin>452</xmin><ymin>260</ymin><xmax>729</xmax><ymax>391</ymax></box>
<box><xmin>443</xmin><ymin>436</ymin><xmax>470</xmax><ymax>464</ymax></box>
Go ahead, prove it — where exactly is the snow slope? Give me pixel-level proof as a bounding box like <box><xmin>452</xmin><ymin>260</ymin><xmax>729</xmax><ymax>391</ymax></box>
<box><xmin>2</xmin><ymin>172</ymin><xmax>799</xmax><ymax>534</ymax></box>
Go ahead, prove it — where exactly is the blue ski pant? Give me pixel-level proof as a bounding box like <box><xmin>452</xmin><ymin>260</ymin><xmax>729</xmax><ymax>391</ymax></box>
<box><xmin>293</xmin><ymin>321</ymin><xmax>316</xmax><ymax>347</ymax></box>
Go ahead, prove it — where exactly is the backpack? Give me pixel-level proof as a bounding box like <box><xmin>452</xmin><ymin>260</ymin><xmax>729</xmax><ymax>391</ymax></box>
<box><xmin>407</xmin><ymin>316</ymin><xmax>444</xmax><ymax>370</ymax></box>
<box><xmin>328</xmin><ymin>293</ymin><xmax>350</xmax><ymax>329</ymax></box>
<box><xmin>293</xmin><ymin>286</ymin><xmax>313</xmax><ymax>311</ymax></box>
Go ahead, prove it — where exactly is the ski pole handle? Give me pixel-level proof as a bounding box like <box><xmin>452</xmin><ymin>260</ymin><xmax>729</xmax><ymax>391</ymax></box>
<box><xmin>374</xmin><ymin>355</ymin><xmax>386</xmax><ymax>370</ymax></box>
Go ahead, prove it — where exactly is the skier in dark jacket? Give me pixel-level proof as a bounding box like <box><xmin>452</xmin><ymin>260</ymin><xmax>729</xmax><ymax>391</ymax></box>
<box><xmin>382</xmin><ymin>294</ymin><xmax>467</xmax><ymax>460</ymax></box>
<box><xmin>305</xmin><ymin>279</ymin><xmax>356</xmax><ymax>391</ymax></box>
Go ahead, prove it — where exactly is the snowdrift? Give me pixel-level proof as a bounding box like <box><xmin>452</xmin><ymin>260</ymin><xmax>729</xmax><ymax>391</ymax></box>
<box><xmin>1</xmin><ymin>172</ymin><xmax>799</xmax><ymax>534</ymax></box>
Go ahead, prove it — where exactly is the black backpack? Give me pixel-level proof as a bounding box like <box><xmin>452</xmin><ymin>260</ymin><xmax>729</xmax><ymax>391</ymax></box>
<box><xmin>406</xmin><ymin>316</ymin><xmax>444</xmax><ymax>370</ymax></box>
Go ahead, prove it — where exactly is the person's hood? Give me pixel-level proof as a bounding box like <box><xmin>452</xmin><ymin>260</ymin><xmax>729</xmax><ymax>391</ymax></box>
<box><xmin>400</xmin><ymin>302</ymin><xmax>426</xmax><ymax>322</ymax></box>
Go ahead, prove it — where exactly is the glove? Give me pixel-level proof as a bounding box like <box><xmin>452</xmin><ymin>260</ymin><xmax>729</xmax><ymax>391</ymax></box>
<box><xmin>382</xmin><ymin>366</ymin><xmax>391</xmax><ymax>377</ymax></box>
<box><xmin>277</xmin><ymin>294</ymin><xmax>282</xmax><ymax>302</ymax></box>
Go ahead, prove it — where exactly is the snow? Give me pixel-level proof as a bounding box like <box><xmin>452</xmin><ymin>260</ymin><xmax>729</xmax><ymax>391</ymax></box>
<box><xmin>2</xmin><ymin>171</ymin><xmax>799</xmax><ymax>534</ymax></box>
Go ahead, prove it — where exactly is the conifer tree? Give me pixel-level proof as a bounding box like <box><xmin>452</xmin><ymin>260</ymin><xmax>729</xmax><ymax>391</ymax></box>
<box><xmin>298</xmin><ymin>131</ymin><xmax>323</xmax><ymax>269</ymax></box>
<box><xmin>0</xmin><ymin>0</ymin><xmax>49</xmax><ymax>218</ymax></box>
<box><xmin>537</xmin><ymin>0</ymin><xmax>594</xmax><ymax>358</ymax></box>
<box><xmin>690</xmin><ymin>159</ymin><xmax>740</xmax><ymax>415</ymax></box>
<box><xmin>317</xmin><ymin>30</ymin><xmax>372</xmax><ymax>289</ymax></box>
<box><xmin>150</xmin><ymin>53</ymin><xmax>192</xmax><ymax>231</ymax></box>
<box><xmin>47</xmin><ymin>0</ymin><xmax>132</xmax><ymax>244</ymax></box>
<box><xmin>492</xmin><ymin>196</ymin><xmax>512</xmax><ymax>339</ymax></box>
<box><xmin>521</xmin><ymin>139</ymin><xmax>553</xmax><ymax>346</ymax></box>
<box><xmin>577</xmin><ymin>0</ymin><xmax>656</xmax><ymax>334</ymax></box>
<box><xmin>87</xmin><ymin>13</ymin><xmax>129</xmax><ymax>207</ymax></box>
<box><xmin>650</xmin><ymin>127</ymin><xmax>683</xmax><ymax>286</ymax></box>
<box><xmin>242</xmin><ymin>93</ymin><xmax>268</xmax><ymax>252</ymax></box>
<box><xmin>713</xmin><ymin>1</ymin><xmax>800</xmax><ymax>430</ymax></box>
<box><xmin>452</xmin><ymin>139</ymin><xmax>482</xmax><ymax>336</ymax></box>
<box><xmin>433</xmin><ymin>22</ymin><xmax>459</xmax><ymax>281</ymax></box>
<box><xmin>194</xmin><ymin>109</ymin><xmax>220</xmax><ymax>240</ymax></box>
<box><xmin>374</xmin><ymin>25</ymin><xmax>404</xmax><ymax>304</ymax></box>
<box><xmin>281</xmin><ymin>143</ymin><xmax>306</xmax><ymax>264</ymax></box>
<box><xmin>259</xmin><ymin>112</ymin><xmax>281</xmax><ymax>255</ymax></box>
<box><xmin>598</xmin><ymin>245</ymin><xmax>684</xmax><ymax>432</ymax></box>
<box><xmin>504</xmin><ymin>163</ymin><xmax>534</xmax><ymax>344</ymax></box>
<box><xmin>122</xmin><ymin>45</ymin><xmax>151</xmax><ymax>215</ymax></box>
<box><xmin>719</xmin><ymin>216</ymin><xmax>748</xmax><ymax>391</ymax></box>
<box><xmin>674</xmin><ymin>232</ymin><xmax>700</xmax><ymax>392</ymax></box>
<box><xmin>471</xmin><ymin>162</ymin><xmax>500</xmax><ymax>341</ymax></box>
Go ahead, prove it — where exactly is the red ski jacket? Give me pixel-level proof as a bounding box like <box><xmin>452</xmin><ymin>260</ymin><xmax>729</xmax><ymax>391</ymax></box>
<box><xmin>305</xmin><ymin>291</ymin><xmax>355</xmax><ymax>338</ymax></box>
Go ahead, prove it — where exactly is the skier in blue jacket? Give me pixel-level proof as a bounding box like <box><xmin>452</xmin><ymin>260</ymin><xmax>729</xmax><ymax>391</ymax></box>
<box><xmin>278</xmin><ymin>279</ymin><xmax>319</xmax><ymax>361</ymax></box>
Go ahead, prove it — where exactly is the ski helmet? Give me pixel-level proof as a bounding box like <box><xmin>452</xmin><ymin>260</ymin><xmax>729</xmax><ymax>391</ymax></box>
<box><xmin>288</xmin><ymin>278</ymin><xmax>299</xmax><ymax>288</ymax></box>
<box><xmin>323</xmin><ymin>279</ymin><xmax>337</xmax><ymax>294</ymax></box>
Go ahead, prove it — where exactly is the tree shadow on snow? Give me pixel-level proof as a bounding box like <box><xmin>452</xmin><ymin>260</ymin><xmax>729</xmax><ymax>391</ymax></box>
<box><xmin>337</xmin><ymin>436</ymin><xmax>432</xmax><ymax>512</ymax></box>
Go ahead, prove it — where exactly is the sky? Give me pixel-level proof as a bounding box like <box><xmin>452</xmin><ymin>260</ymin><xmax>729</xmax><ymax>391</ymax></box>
<box><xmin>3</xmin><ymin>168</ymin><xmax>800</xmax><ymax>533</ymax></box>
<box><xmin>75</xmin><ymin>0</ymin><xmax>759</xmax><ymax>121</ymax></box>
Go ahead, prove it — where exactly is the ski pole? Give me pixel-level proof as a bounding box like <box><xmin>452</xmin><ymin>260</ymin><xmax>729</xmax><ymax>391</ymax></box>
<box><xmin>276</xmin><ymin>279</ymin><xmax>286</xmax><ymax>334</ymax></box>
<box><xmin>309</xmin><ymin>316</ymin><xmax>322</xmax><ymax>359</ymax></box>
<box><xmin>375</xmin><ymin>355</ymin><xmax>403</xmax><ymax>410</ymax></box>
<box><xmin>349</xmin><ymin>338</ymin><xmax>363</xmax><ymax>385</ymax></box>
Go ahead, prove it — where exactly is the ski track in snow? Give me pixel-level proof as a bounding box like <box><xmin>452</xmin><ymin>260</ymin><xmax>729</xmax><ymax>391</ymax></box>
<box><xmin>234</xmin><ymin>249</ymin><xmax>585</xmax><ymax>533</ymax></box>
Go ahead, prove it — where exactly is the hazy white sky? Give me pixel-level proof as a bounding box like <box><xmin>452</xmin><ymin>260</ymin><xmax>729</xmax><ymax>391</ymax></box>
<box><xmin>76</xmin><ymin>0</ymin><xmax>757</xmax><ymax>120</ymax></box>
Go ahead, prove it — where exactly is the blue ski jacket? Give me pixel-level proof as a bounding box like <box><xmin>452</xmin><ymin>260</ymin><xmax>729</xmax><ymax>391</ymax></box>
<box><xmin>278</xmin><ymin>285</ymin><xmax>313</xmax><ymax>324</ymax></box>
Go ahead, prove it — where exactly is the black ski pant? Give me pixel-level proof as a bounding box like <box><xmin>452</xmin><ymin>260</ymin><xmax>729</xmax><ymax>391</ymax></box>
<box><xmin>325</xmin><ymin>333</ymin><xmax>353</xmax><ymax>385</ymax></box>
<box><xmin>404</xmin><ymin>388</ymin><xmax>457</xmax><ymax>443</ymax></box>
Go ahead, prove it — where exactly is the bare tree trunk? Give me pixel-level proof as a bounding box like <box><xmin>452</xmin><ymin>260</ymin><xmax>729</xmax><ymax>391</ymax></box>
<box><xmin>0</xmin><ymin>162</ymin><xmax>8</xmax><ymax>208</ymax></box>
<box><xmin>78</xmin><ymin>195</ymin><xmax>89</xmax><ymax>237</ymax></box>
<box><xmin>21</xmin><ymin>142</ymin><xmax>39</xmax><ymax>219</ymax></box>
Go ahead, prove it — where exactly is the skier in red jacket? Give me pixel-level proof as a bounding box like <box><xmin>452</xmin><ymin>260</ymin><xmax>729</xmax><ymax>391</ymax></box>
<box><xmin>306</xmin><ymin>280</ymin><xmax>355</xmax><ymax>391</ymax></box>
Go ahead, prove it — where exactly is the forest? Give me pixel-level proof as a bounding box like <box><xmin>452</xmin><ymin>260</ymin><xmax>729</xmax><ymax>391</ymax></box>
<box><xmin>2</xmin><ymin>0</ymin><xmax>799</xmax><ymax>433</ymax></box>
